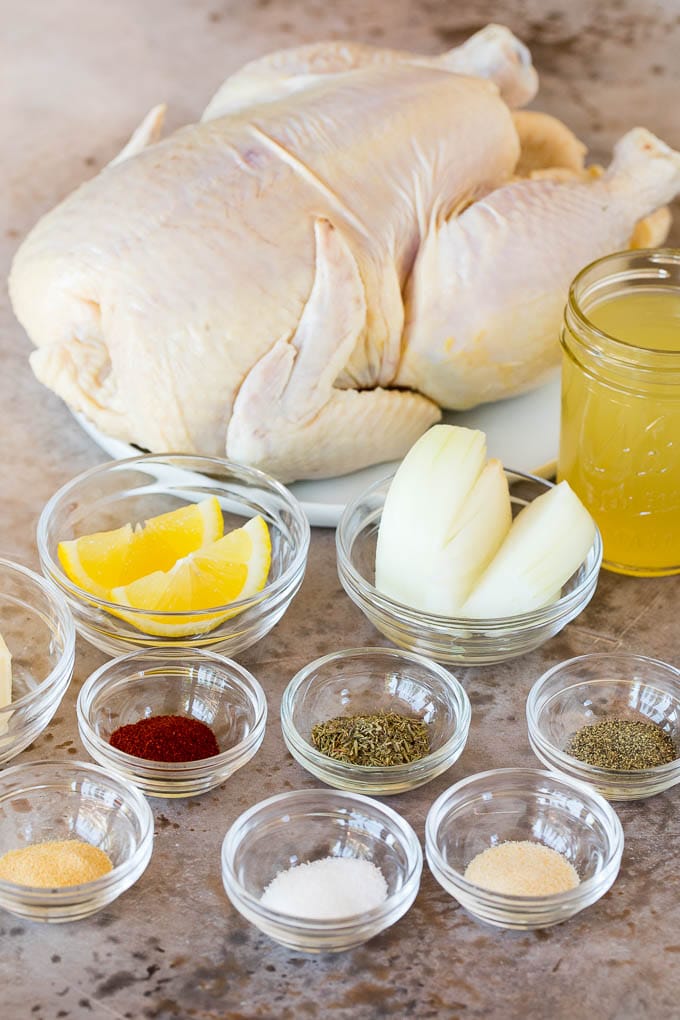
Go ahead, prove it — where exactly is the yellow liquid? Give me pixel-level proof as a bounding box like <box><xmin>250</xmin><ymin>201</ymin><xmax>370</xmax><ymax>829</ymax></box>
<box><xmin>588</xmin><ymin>291</ymin><xmax>680</xmax><ymax>351</ymax></box>
<box><xmin>559</xmin><ymin>289</ymin><xmax>680</xmax><ymax>576</ymax></box>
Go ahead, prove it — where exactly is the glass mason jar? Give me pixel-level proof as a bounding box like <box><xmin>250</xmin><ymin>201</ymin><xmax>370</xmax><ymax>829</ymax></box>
<box><xmin>558</xmin><ymin>249</ymin><xmax>680</xmax><ymax>577</ymax></box>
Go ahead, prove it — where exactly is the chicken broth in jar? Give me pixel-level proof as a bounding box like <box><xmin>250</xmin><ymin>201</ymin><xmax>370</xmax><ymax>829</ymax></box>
<box><xmin>558</xmin><ymin>250</ymin><xmax>680</xmax><ymax>576</ymax></box>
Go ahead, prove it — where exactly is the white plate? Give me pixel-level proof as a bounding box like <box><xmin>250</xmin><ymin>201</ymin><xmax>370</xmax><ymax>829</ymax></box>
<box><xmin>74</xmin><ymin>374</ymin><xmax>560</xmax><ymax>528</ymax></box>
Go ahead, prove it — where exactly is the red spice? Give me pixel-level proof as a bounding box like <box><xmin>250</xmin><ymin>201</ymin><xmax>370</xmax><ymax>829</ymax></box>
<box><xmin>109</xmin><ymin>715</ymin><xmax>220</xmax><ymax>762</ymax></box>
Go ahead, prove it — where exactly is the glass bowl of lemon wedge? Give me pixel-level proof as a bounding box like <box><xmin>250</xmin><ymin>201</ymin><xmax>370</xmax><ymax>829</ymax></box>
<box><xmin>37</xmin><ymin>455</ymin><xmax>310</xmax><ymax>656</ymax></box>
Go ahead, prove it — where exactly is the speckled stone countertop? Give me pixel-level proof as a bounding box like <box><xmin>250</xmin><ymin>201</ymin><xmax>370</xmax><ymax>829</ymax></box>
<box><xmin>2</xmin><ymin>1</ymin><xmax>680</xmax><ymax>1017</ymax></box>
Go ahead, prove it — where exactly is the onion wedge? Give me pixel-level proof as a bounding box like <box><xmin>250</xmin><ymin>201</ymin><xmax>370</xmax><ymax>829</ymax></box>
<box><xmin>460</xmin><ymin>480</ymin><xmax>596</xmax><ymax>618</ymax></box>
<box><xmin>375</xmin><ymin>425</ymin><xmax>486</xmax><ymax>607</ymax></box>
<box><xmin>420</xmin><ymin>458</ymin><xmax>512</xmax><ymax>614</ymax></box>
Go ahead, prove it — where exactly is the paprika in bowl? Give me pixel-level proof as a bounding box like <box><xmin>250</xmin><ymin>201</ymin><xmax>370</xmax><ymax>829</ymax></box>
<box><xmin>77</xmin><ymin>649</ymin><xmax>267</xmax><ymax>798</ymax></box>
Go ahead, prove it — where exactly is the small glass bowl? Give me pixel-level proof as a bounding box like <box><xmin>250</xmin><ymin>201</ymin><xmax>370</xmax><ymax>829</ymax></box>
<box><xmin>336</xmin><ymin>469</ymin><xmax>602</xmax><ymax>665</ymax></box>
<box><xmin>0</xmin><ymin>558</ymin><xmax>75</xmax><ymax>765</ymax></box>
<box><xmin>0</xmin><ymin>760</ymin><xmax>153</xmax><ymax>922</ymax></box>
<box><xmin>37</xmin><ymin>454</ymin><xmax>310</xmax><ymax>656</ymax></box>
<box><xmin>425</xmin><ymin>767</ymin><xmax>623</xmax><ymax>930</ymax></box>
<box><xmin>221</xmin><ymin>788</ymin><xmax>423</xmax><ymax>952</ymax></box>
<box><xmin>527</xmin><ymin>652</ymin><xmax>680</xmax><ymax>800</ymax></box>
<box><xmin>280</xmin><ymin>647</ymin><xmax>471</xmax><ymax>795</ymax></box>
<box><xmin>77</xmin><ymin>648</ymin><xmax>267</xmax><ymax>798</ymax></box>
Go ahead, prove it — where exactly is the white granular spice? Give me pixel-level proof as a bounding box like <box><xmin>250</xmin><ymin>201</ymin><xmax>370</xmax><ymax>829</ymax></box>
<box><xmin>260</xmin><ymin>856</ymin><xmax>389</xmax><ymax>919</ymax></box>
<box><xmin>464</xmin><ymin>840</ymin><xmax>580</xmax><ymax>896</ymax></box>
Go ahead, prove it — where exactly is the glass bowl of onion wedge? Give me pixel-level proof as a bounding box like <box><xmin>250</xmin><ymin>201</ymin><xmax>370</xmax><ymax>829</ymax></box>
<box><xmin>37</xmin><ymin>455</ymin><xmax>310</xmax><ymax>657</ymax></box>
<box><xmin>336</xmin><ymin>426</ymin><xmax>602</xmax><ymax>666</ymax></box>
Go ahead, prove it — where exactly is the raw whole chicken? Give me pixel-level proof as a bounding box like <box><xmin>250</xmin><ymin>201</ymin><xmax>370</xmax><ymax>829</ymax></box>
<box><xmin>9</xmin><ymin>26</ymin><xmax>680</xmax><ymax>481</ymax></box>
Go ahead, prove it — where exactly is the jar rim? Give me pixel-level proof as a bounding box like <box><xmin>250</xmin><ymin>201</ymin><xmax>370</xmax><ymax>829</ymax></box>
<box><xmin>566</xmin><ymin>248</ymin><xmax>680</xmax><ymax>367</ymax></box>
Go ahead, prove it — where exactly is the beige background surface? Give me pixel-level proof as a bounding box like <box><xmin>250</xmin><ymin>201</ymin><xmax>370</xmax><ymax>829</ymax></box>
<box><xmin>2</xmin><ymin>1</ymin><xmax>680</xmax><ymax>1018</ymax></box>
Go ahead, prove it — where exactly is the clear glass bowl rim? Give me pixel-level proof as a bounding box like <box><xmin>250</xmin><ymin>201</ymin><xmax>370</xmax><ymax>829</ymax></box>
<box><xmin>280</xmin><ymin>646</ymin><xmax>471</xmax><ymax>781</ymax></box>
<box><xmin>0</xmin><ymin>557</ymin><xmax>75</xmax><ymax>714</ymax></box>
<box><xmin>567</xmin><ymin>247</ymin><xmax>680</xmax><ymax>365</ymax></box>
<box><xmin>425</xmin><ymin>766</ymin><xmax>624</xmax><ymax>908</ymax></box>
<box><xmin>221</xmin><ymin>787</ymin><xmax>423</xmax><ymax>930</ymax></box>
<box><xmin>526</xmin><ymin>652</ymin><xmax>680</xmax><ymax>780</ymax></box>
<box><xmin>77</xmin><ymin>647</ymin><xmax>268</xmax><ymax>775</ymax></box>
<box><xmin>336</xmin><ymin>468</ymin><xmax>603</xmax><ymax>633</ymax></box>
<box><xmin>36</xmin><ymin>453</ymin><xmax>311</xmax><ymax>619</ymax></box>
<box><xmin>0</xmin><ymin>758</ymin><xmax>154</xmax><ymax>902</ymax></box>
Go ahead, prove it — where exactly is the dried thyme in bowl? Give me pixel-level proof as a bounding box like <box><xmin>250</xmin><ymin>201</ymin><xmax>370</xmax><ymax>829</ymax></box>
<box><xmin>311</xmin><ymin>711</ymin><xmax>431</xmax><ymax>767</ymax></box>
<box><xmin>566</xmin><ymin>718</ymin><xmax>677</xmax><ymax>770</ymax></box>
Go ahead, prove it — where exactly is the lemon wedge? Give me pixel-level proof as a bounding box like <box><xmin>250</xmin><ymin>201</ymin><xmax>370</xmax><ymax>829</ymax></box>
<box><xmin>58</xmin><ymin>497</ymin><xmax>224</xmax><ymax>597</ymax></box>
<box><xmin>110</xmin><ymin>515</ymin><xmax>272</xmax><ymax>637</ymax></box>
